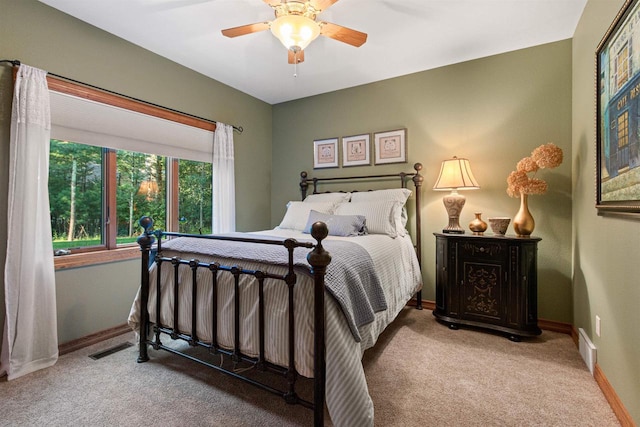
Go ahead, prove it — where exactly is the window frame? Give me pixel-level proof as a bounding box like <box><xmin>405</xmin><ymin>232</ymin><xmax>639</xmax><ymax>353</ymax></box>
<box><xmin>49</xmin><ymin>77</ymin><xmax>216</xmax><ymax>270</ymax></box>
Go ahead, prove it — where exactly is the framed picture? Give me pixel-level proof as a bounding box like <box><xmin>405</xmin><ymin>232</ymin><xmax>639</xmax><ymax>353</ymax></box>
<box><xmin>313</xmin><ymin>138</ymin><xmax>338</xmax><ymax>169</ymax></box>
<box><xmin>596</xmin><ymin>0</ymin><xmax>640</xmax><ymax>215</ymax></box>
<box><xmin>342</xmin><ymin>134</ymin><xmax>370</xmax><ymax>167</ymax></box>
<box><xmin>374</xmin><ymin>129</ymin><xmax>406</xmax><ymax>165</ymax></box>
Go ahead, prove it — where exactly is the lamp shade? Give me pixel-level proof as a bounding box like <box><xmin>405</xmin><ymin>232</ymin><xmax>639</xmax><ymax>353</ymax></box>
<box><xmin>138</xmin><ymin>179</ymin><xmax>159</xmax><ymax>201</ymax></box>
<box><xmin>433</xmin><ymin>156</ymin><xmax>480</xmax><ymax>190</ymax></box>
<box><xmin>270</xmin><ymin>14</ymin><xmax>321</xmax><ymax>51</ymax></box>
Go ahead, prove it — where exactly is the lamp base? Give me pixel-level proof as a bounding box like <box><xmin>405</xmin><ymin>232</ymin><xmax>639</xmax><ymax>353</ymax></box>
<box><xmin>441</xmin><ymin>191</ymin><xmax>466</xmax><ymax>234</ymax></box>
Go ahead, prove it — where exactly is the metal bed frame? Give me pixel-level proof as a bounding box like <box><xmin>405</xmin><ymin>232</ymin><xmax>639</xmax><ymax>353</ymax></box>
<box><xmin>135</xmin><ymin>163</ymin><xmax>423</xmax><ymax>426</ymax></box>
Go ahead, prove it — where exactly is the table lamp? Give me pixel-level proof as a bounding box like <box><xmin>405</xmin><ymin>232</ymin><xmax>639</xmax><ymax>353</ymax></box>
<box><xmin>433</xmin><ymin>156</ymin><xmax>480</xmax><ymax>233</ymax></box>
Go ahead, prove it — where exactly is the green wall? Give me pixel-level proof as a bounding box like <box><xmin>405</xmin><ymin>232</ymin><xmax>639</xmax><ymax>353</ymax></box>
<box><xmin>272</xmin><ymin>40</ymin><xmax>573</xmax><ymax>323</ymax></box>
<box><xmin>0</xmin><ymin>0</ymin><xmax>273</xmax><ymax>345</ymax></box>
<box><xmin>573</xmin><ymin>0</ymin><xmax>640</xmax><ymax>421</ymax></box>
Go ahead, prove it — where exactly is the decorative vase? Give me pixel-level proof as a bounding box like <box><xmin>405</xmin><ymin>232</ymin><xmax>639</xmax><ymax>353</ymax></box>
<box><xmin>513</xmin><ymin>193</ymin><xmax>535</xmax><ymax>237</ymax></box>
<box><xmin>469</xmin><ymin>212</ymin><xmax>488</xmax><ymax>235</ymax></box>
<box><xmin>488</xmin><ymin>217</ymin><xmax>510</xmax><ymax>235</ymax></box>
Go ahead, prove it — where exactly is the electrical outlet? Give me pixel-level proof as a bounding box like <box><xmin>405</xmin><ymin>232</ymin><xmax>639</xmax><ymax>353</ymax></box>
<box><xmin>596</xmin><ymin>315</ymin><xmax>601</xmax><ymax>337</ymax></box>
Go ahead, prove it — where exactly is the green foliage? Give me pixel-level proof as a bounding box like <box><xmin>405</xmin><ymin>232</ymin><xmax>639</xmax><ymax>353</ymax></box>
<box><xmin>52</xmin><ymin>238</ymin><xmax>101</xmax><ymax>250</ymax></box>
<box><xmin>49</xmin><ymin>140</ymin><xmax>102</xmax><ymax>242</ymax></box>
<box><xmin>178</xmin><ymin>159</ymin><xmax>212</xmax><ymax>234</ymax></box>
<box><xmin>49</xmin><ymin>140</ymin><xmax>213</xmax><ymax>249</ymax></box>
<box><xmin>115</xmin><ymin>150</ymin><xmax>166</xmax><ymax>236</ymax></box>
<box><xmin>52</xmin><ymin>236</ymin><xmax>138</xmax><ymax>250</ymax></box>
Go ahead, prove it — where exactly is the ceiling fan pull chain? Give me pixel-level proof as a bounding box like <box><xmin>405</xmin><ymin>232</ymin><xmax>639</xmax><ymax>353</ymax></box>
<box><xmin>294</xmin><ymin>50</ymin><xmax>298</xmax><ymax>78</ymax></box>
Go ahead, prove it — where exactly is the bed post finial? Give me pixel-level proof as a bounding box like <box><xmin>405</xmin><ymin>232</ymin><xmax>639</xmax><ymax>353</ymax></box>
<box><xmin>413</xmin><ymin>163</ymin><xmax>423</xmax><ymax>182</ymax></box>
<box><xmin>137</xmin><ymin>216</ymin><xmax>155</xmax><ymax>363</ymax></box>
<box><xmin>138</xmin><ymin>216</ymin><xmax>154</xmax><ymax>237</ymax></box>
<box><xmin>307</xmin><ymin>221</ymin><xmax>331</xmax><ymax>427</ymax></box>
<box><xmin>300</xmin><ymin>171</ymin><xmax>309</xmax><ymax>200</ymax></box>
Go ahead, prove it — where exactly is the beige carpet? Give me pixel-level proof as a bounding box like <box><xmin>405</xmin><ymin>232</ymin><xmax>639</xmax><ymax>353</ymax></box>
<box><xmin>0</xmin><ymin>308</ymin><xmax>620</xmax><ymax>426</ymax></box>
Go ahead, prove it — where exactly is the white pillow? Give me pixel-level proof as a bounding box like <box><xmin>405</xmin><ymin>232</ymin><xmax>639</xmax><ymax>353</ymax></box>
<box><xmin>304</xmin><ymin>192</ymin><xmax>351</xmax><ymax>203</ymax></box>
<box><xmin>277</xmin><ymin>201</ymin><xmax>336</xmax><ymax>231</ymax></box>
<box><xmin>350</xmin><ymin>188</ymin><xmax>411</xmax><ymax>236</ymax></box>
<box><xmin>335</xmin><ymin>200</ymin><xmax>401</xmax><ymax>238</ymax></box>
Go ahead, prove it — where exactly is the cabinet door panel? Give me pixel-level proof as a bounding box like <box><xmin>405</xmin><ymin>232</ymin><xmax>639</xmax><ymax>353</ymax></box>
<box><xmin>435</xmin><ymin>237</ymin><xmax>447</xmax><ymax>312</ymax></box>
<box><xmin>461</xmin><ymin>261</ymin><xmax>505</xmax><ymax>323</ymax></box>
<box><xmin>506</xmin><ymin>245</ymin><xmax>521</xmax><ymax>328</ymax></box>
<box><xmin>458</xmin><ymin>241</ymin><xmax>508</xmax><ymax>325</ymax></box>
<box><xmin>447</xmin><ymin>240</ymin><xmax>460</xmax><ymax>316</ymax></box>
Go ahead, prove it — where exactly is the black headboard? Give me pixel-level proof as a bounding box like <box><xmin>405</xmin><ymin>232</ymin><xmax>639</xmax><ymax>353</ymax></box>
<box><xmin>299</xmin><ymin>163</ymin><xmax>424</xmax><ymax>270</ymax></box>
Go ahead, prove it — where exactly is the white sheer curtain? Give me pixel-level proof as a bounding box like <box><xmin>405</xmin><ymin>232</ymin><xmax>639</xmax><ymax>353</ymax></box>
<box><xmin>212</xmin><ymin>123</ymin><xmax>236</xmax><ymax>233</ymax></box>
<box><xmin>0</xmin><ymin>65</ymin><xmax>58</xmax><ymax>380</ymax></box>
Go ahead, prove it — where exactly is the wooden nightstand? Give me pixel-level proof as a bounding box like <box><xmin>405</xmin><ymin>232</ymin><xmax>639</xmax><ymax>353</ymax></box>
<box><xmin>433</xmin><ymin>233</ymin><xmax>542</xmax><ymax>341</ymax></box>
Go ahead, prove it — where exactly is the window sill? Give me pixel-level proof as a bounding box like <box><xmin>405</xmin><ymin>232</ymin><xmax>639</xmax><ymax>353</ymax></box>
<box><xmin>54</xmin><ymin>246</ymin><xmax>140</xmax><ymax>270</ymax></box>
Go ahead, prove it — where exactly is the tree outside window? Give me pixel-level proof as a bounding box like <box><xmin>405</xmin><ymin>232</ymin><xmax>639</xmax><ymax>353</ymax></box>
<box><xmin>49</xmin><ymin>140</ymin><xmax>212</xmax><ymax>251</ymax></box>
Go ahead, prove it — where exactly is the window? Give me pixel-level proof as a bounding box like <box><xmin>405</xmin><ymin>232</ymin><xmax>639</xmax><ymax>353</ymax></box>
<box><xmin>178</xmin><ymin>159</ymin><xmax>213</xmax><ymax>234</ymax></box>
<box><xmin>617</xmin><ymin>110</ymin><xmax>630</xmax><ymax>171</ymax></box>
<box><xmin>49</xmin><ymin>142</ymin><xmax>212</xmax><ymax>252</ymax></box>
<box><xmin>617</xmin><ymin>110</ymin><xmax>629</xmax><ymax>149</ymax></box>
<box><xmin>47</xmin><ymin>76</ymin><xmax>217</xmax><ymax>267</ymax></box>
<box><xmin>50</xmin><ymin>140</ymin><xmax>103</xmax><ymax>250</ymax></box>
<box><xmin>116</xmin><ymin>150</ymin><xmax>167</xmax><ymax>242</ymax></box>
<box><xmin>615</xmin><ymin>43</ymin><xmax>630</xmax><ymax>91</ymax></box>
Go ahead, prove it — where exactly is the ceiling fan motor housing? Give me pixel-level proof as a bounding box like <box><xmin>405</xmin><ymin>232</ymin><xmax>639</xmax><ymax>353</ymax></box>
<box><xmin>274</xmin><ymin>1</ymin><xmax>318</xmax><ymax>20</ymax></box>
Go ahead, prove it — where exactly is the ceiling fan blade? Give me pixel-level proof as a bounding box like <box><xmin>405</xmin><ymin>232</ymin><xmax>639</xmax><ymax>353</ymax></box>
<box><xmin>309</xmin><ymin>0</ymin><xmax>339</xmax><ymax>12</ymax></box>
<box><xmin>263</xmin><ymin>0</ymin><xmax>281</xmax><ymax>7</ymax></box>
<box><xmin>319</xmin><ymin>22</ymin><xmax>367</xmax><ymax>47</ymax></box>
<box><xmin>221</xmin><ymin>22</ymin><xmax>270</xmax><ymax>38</ymax></box>
<box><xmin>288</xmin><ymin>49</ymin><xmax>305</xmax><ymax>64</ymax></box>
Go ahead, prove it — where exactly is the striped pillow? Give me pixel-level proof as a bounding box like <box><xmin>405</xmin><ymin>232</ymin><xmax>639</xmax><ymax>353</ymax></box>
<box><xmin>335</xmin><ymin>200</ymin><xmax>401</xmax><ymax>238</ymax></box>
<box><xmin>350</xmin><ymin>188</ymin><xmax>411</xmax><ymax>204</ymax></box>
<box><xmin>303</xmin><ymin>192</ymin><xmax>351</xmax><ymax>203</ymax></box>
<box><xmin>303</xmin><ymin>210</ymin><xmax>366</xmax><ymax>237</ymax></box>
<box><xmin>350</xmin><ymin>188</ymin><xmax>411</xmax><ymax>237</ymax></box>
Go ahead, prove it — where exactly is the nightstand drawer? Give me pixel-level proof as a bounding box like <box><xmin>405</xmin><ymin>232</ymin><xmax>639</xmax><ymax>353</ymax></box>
<box><xmin>457</xmin><ymin>239</ymin><xmax>507</xmax><ymax>260</ymax></box>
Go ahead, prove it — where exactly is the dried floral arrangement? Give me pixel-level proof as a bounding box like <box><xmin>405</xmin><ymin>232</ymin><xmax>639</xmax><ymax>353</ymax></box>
<box><xmin>507</xmin><ymin>143</ymin><xmax>563</xmax><ymax>197</ymax></box>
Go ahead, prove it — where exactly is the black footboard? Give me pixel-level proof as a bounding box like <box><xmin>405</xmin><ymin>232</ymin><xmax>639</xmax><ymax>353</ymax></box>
<box><xmin>136</xmin><ymin>217</ymin><xmax>331</xmax><ymax>427</ymax></box>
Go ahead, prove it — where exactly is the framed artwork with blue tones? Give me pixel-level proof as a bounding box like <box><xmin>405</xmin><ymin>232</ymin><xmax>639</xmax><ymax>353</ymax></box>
<box><xmin>596</xmin><ymin>0</ymin><xmax>640</xmax><ymax>215</ymax></box>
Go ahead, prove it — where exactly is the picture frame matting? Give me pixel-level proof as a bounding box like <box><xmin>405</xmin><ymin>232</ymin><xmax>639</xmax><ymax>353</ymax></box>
<box><xmin>374</xmin><ymin>129</ymin><xmax>407</xmax><ymax>165</ymax></box>
<box><xmin>342</xmin><ymin>134</ymin><xmax>370</xmax><ymax>167</ymax></box>
<box><xmin>313</xmin><ymin>137</ymin><xmax>339</xmax><ymax>169</ymax></box>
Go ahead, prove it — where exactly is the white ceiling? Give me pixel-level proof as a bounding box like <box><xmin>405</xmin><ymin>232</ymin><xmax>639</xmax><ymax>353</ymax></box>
<box><xmin>39</xmin><ymin>0</ymin><xmax>587</xmax><ymax>105</ymax></box>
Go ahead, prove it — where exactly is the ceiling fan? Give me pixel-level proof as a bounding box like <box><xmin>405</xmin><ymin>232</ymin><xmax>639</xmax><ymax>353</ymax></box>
<box><xmin>221</xmin><ymin>0</ymin><xmax>367</xmax><ymax>64</ymax></box>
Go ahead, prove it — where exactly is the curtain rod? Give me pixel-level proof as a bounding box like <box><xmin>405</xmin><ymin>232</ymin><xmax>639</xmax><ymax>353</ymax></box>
<box><xmin>0</xmin><ymin>59</ymin><xmax>243</xmax><ymax>134</ymax></box>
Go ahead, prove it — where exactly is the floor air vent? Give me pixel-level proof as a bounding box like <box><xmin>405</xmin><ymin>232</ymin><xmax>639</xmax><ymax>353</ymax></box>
<box><xmin>89</xmin><ymin>342</ymin><xmax>134</xmax><ymax>360</ymax></box>
<box><xmin>578</xmin><ymin>328</ymin><xmax>597</xmax><ymax>375</ymax></box>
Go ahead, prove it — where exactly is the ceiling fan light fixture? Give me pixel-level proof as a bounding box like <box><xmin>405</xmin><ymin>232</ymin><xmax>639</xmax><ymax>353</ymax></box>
<box><xmin>270</xmin><ymin>14</ymin><xmax>320</xmax><ymax>51</ymax></box>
